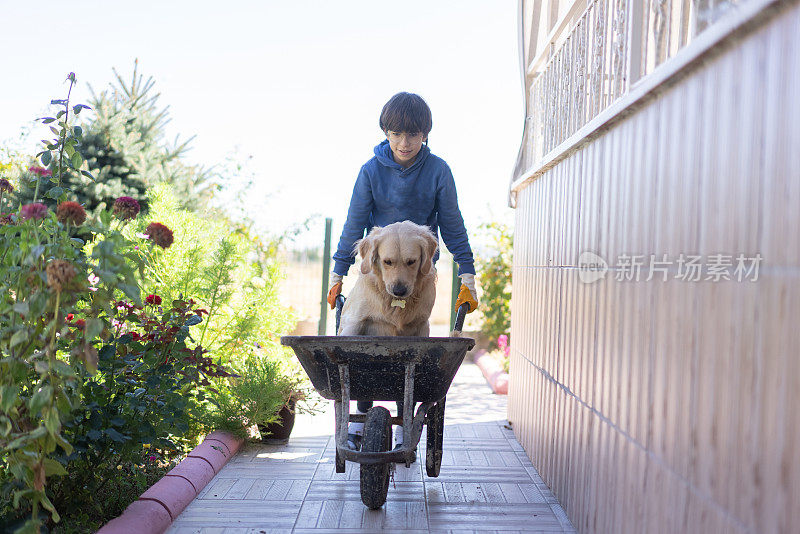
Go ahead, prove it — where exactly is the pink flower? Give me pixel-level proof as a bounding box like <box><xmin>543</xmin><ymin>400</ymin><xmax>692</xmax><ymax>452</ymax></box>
<box><xmin>28</xmin><ymin>167</ymin><xmax>52</xmax><ymax>177</ymax></box>
<box><xmin>497</xmin><ymin>334</ymin><xmax>510</xmax><ymax>357</ymax></box>
<box><xmin>112</xmin><ymin>196</ymin><xmax>140</xmax><ymax>220</ymax></box>
<box><xmin>145</xmin><ymin>222</ymin><xmax>174</xmax><ymax>249</ymax></box>
<box><xmin>21</xmin><ymin>203</ymin><xmax>48</xmax><ymax>220</ymax></box>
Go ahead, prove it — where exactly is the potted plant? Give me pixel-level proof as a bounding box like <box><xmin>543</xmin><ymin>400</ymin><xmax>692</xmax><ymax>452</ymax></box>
<box><xmin>257</xmin><ymin>353</ymin><xmax>321</xmax><ymax>444</ymax></box>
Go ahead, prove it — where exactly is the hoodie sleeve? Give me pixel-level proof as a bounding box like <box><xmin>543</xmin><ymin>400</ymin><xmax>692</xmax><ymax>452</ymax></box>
<box><xmin>333</xmin><ymin>166</ymin><xmax>374</xmax><ymax>276</ymax></box>
<box><xmin>436</xmin><ymin>164</ymin><xmax>476</xmax><ymax>276</ymax></box>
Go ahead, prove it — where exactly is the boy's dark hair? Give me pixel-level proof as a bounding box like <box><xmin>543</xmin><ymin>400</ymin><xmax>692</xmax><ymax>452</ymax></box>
<box><xmin>379</xmin><ymin>92</ymin><xmax>432</xmax><ymax>136</ymax></box>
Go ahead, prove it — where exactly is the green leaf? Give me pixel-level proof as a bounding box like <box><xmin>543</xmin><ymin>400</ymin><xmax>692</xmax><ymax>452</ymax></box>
<box><xmin>29</xmin><ymin>386</ymin><xmax>53</xmax><ymax>415</ymax></box>
<box><xmin>99</xmin><ymin>345</ymin><xmax>116</xmax><ymax>361</ymax></box>
<box><xmin>43</xmin><ymin>406</ymin><xmax>61</xmax><ymax>436</ymax></box>
<box><xmin>39</xmin><ymin>492</ymin><xmax>60</xmax><ymax>522</ymax></box>
<box><xmin>85</xmin><ymin>318</ymin><xmax>103</xmax><ymax>340</ymax></box>
<box><xmin>41</xmin><ymin>151</ymin><xmax>52</xmax><ymax>166</ymax></box>
<box><xmin>105</xmin><ymin>428</ymin><xmax>128</xmax><ymax>442</ymax></box>
<box><xmin>13</xmin><ymin>301</ymin><xmax>29</xmax><ymax>315</ymax></box>
<box><xmin>54</xmin><ymin>432</ymin><xmax>73</xmax><ymax>455</ymax></box>
<box><xmin>43</xmin><ymin>457</ymin><xmax>67</xmax><ymax>477</ymax></box>
<box><xmin>9</xmin><ymin>329</ymin><xmax>27</xmax><ymax>347</ymax></box>
<box><xmin>185</xmin><ymin>315</ymin><xmax>203</xmax><ymax>326</ymax></box>
<box><xmin>71</xmin><ymin>151</ymin><xmax>83</xmax><ymax>169</ymax></box>
<box><xmin>87</xmin><ymin>429</ymin><xmax>102</xmax><ymax>441</ymax></box>
<box><xmin>80</xmin><ymin>169</ymin><xmax>95</xmax><ymax>181</ymax></box>
<box><xmin>46</xmin><ymin>186</ymin><xmax>64</xmax><ymax>199</ymax></box>
<box><xmin>73</xmin><ymin>125</ymin><xmax>82</xmax><ymax>137</ymax></box>
<box><xmin>41</xmin><ymin>117</ymin><xmax>56</xmax><ymax>124</ymax></box>
<box><xmin>118</xmin><ymin>283</ymin><xmax>141</xmax><ymax>303</ymax></box>
<box><xmin>0</xmin><ymin>385</ymin><xmax>19</xmax><ymax>413</ymax></box>
<box><xmin>14</xmin><ymin>517</ymin><xmax>41</xmax><ymax>534</ymax></box>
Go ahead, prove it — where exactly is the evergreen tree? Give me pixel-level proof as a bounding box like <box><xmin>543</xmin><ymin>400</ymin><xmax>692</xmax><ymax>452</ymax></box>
<box><xmin>17</xmin><ymin>62</ymin><xmax>215</xmax><ymax>215</ymax></box>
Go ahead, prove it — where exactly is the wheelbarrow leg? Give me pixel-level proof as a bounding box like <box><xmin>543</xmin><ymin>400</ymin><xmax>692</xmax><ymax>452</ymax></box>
<box><xmin>333</xmin><ymin>401</ymin><xmax>346</xmax><ymax>473</ymax></box>
<box><xmin>334</xmin><ymin>365</ymin><xmax>351</xmax><ymax>474</ymax></box>
<box><xmin>402</xmin><ymin>362</ymin><xmax>416</xmax><ymax>467</ymax></box>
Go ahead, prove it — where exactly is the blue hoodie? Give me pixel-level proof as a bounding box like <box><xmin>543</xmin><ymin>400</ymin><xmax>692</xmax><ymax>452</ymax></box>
<box><xmin>333</xmin><ymin>140</ymin><xmax>475</xmax><ymax>277</ymax></box>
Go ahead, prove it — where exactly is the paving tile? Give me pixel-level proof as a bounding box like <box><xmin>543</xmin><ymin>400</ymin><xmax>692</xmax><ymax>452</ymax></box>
<box><xmin>427</xmin><ymin>503</ymin><xmax>562</xmax><ymax>530</ymax></box>
<box><xmin>166</xmin><ymin>362</ymin><xmax>573</xmax><ymax>532</ymax></box>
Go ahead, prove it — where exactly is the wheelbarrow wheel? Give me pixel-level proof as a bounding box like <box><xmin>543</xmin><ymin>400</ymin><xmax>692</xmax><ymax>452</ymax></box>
<box><xmin>426</xmin><ymin>397</ymin><xmax>446</xmax><ymax>477</ymax></box>
<box><xmin>360</xmin><ymin>406</ymin><xmax>391</xmax><ymax>509</ymax></box>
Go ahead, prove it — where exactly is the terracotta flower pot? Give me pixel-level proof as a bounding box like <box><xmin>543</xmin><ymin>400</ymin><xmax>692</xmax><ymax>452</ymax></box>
<box><xmin>258</xmin><ymin>398</ymin><xmax>296</xmax><ymax>444</ymax></box>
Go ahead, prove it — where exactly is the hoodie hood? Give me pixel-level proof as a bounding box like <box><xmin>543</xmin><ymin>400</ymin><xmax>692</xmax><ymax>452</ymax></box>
<box><xmin>374</xmin><ymin>140</ymin><xmax>431</xmax><ymax>174</ymax></box>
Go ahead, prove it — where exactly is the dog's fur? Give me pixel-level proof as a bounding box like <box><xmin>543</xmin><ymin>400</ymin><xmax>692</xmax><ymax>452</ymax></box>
<box><xmin>337</xmin><ymin>221</ymin><xmax>438</xmax><ymax>337</ymax></box>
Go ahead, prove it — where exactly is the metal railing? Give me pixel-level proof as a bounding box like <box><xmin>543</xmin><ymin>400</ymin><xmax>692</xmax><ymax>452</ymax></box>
<box><xmin>522</xmin><ymin>0</ymin><xmax>747</xmax><ymax>171</ymax></box>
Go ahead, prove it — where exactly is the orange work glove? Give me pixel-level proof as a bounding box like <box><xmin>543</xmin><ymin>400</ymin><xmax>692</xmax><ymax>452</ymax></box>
<box><xmin>454</xmin><ymin>283</ymin><xmax>478</xmax><ymax>314</ymax></box>
<box><xmin>327</xmin><ymin>280</ymin><xmax>343</xmax><ymax>310</ymax></box>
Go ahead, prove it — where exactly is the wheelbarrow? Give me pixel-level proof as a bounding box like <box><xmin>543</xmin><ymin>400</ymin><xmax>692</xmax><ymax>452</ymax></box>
<box><xmin>280</xmin><ymin>297</ymin><xmax>474</xmax><ymax>509</ymax></box>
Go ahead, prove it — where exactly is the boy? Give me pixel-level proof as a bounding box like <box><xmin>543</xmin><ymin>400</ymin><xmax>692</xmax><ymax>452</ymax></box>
<box><xmin>327</xmin><ymin>92</ymin><xmax>478</xmax><ymax>450</ymax></box>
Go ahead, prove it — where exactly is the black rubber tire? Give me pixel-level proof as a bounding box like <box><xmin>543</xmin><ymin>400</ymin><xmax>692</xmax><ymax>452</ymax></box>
<box><xmin>426</xmin><ymin>398</ymin><xmax>446</xmax><ymax>477</ymax></box>
<box><xmin>360</xmin><ymin>406</ymin><xmax>391</xmax><ymax>509</ymax></box>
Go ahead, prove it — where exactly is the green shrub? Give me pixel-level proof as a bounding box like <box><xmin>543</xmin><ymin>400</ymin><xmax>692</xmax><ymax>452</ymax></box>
<box><xmin>475</xmin><ymin>221</ymin><xmax>513</xmax><ymax>345</ymax></box>
<box><xmin>130</xmin><ymin>184</ymin><xmax>295</xmax><ymax>366</ymax></box>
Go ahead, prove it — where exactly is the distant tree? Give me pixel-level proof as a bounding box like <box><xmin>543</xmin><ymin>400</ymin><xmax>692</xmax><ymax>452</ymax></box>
<box><xmin>16</xmin><ymin>61</ymin><xmax>215</xmax><ymax>215</ymax></box>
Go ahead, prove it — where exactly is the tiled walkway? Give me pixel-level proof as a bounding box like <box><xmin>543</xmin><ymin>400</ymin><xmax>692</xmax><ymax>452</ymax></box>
<box><xmin>167</xmin><ymin>362</ymin><xmax>575</xmax><ymax>533</ymax></box>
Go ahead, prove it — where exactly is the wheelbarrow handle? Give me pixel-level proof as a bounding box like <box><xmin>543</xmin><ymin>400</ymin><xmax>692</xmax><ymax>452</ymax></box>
<box><xmin>335</xmin><ymin>294</ymin><xmax>346</xmax><ymax>335</ymax></box>
<box><xmin>336</xmin><ymin>295</ymin><xmax>467</xmax><ymax>336</ymax></box>
<box><xmin>453</xmin><ymin>303</ymin><xmax>469</xmax><ymax>334</ymax></box>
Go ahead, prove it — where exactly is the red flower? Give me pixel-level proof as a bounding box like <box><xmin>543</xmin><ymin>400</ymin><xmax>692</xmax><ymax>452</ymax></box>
<box><xmin>75</xmin><ymin>319</ymin><xmax>86</xmax><ymax>329</ymax></box>
<box><xmin>56</xmin><ymin>201</ymin><xmax>86</xmax><ymax>226</ymax></box>
<box><xmin>21</xmin><ymin>203</ymin><xmax>48</xmax><ymax>220</ymax></box>
<box><xmin>66</xmin><ymin>313</ymin><xmax>74</xmax><ymax>321</ymax></box>
<box><xmin>28</xmin><ymin>167</ymin><xmax>52</xmax><ymax>177</ymax></box>
<box><xmin>112</xmin><ymin>196</ymin><xmax>140</xmax><ymax>220</ymax></box>
<box><xmin>145</xmin><ymin>294</ymin><xmax>162</xmax><ymax>306</ymax></box>
<box><xmin>145</xmin><ymin>222</ymin><xmax>174</xmax><ymax>249</ymax></box>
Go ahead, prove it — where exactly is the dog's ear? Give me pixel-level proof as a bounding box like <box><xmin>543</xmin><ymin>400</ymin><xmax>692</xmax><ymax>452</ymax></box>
<box><xmin>419</xmin><ymin>228</ymin><xmax>439</xmax><ymax>275</ymax></box>
<box><xmin>357</xmin><ymin>229</ymin><xmax>381</xmax><ymax>274</ymax></box>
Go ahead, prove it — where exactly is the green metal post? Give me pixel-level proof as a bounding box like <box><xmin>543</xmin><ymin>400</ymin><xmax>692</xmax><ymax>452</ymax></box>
<box><xmin>319</xmin><ymin>218</ymin><xmax>332</xmax><ymax>335</ymax></box>
<box><xmin>450</xmin><ymin>260</ymin><xmax>460</xmax><ymax>329</ymax></box>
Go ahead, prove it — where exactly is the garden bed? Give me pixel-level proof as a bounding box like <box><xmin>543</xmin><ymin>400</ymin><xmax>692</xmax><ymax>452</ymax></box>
<box><xmin>98</xmin><ymin>431</ymin><xmax>243</xmax><ymax>533</ymax></box>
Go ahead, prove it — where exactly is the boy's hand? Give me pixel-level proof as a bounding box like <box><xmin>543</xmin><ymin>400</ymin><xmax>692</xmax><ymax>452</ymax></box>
<box><xmin>454</xmin><ymin>273</ymin><xmax>478</xmax><ymax>314</ymax></box>
<box><xmin>327</xmin><ymin>273</ymin><xmax>343</xmax><ymax>309</ymax></box>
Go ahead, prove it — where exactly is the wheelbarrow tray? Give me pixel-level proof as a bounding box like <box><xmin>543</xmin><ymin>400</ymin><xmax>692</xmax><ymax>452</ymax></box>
<box><xmin>281</xmin><ymin>335</ymin><xmax>475</xmax><ymax>404</ymax></box>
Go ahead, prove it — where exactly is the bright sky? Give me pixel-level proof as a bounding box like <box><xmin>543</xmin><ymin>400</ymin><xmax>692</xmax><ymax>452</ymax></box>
<box><xmin>1</xmin><ymin>1</ymin><xmax>522</xmax><ymax>250</ymax></box>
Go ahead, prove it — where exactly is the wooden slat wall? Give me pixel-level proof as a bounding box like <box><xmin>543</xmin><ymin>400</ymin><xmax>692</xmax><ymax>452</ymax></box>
<box><xmin>508</xmin><ymin>4</ymin><xmax>800</xmax><ymax>533</ymax></box>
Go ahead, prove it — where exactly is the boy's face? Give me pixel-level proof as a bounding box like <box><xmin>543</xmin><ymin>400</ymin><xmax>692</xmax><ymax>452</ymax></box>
<box><xmin>385</xmin><ymin>130</ymin><xmax>427</xmax><ymax>168</ymax></box>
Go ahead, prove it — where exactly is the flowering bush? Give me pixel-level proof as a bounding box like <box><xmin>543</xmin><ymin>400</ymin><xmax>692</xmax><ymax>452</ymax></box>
<box><xmin>43</xmin><ymin>298</ymin><xmax>232</xmax><ymax>523</ymax></box>
<box><xmin>0</xmin><ymin>75</ymin><xmax>222</xmax><ymax>533</ymax></box>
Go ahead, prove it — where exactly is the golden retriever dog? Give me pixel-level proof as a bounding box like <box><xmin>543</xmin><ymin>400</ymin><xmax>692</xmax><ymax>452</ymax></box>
<box><xmin>338</xmin><ymin>221</ymin><xmax>438</xmax><ymax>337</ymax></box>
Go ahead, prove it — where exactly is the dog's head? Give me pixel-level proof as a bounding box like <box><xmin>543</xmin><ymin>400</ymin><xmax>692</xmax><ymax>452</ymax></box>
<box><xmin>356</xmin><ymin>221</ymin><xmax>438</xmax><ymax>299</ymax></box>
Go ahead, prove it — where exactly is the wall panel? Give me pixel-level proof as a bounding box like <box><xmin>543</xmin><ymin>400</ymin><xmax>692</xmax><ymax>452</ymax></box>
<box><xmin>509</xmin><ymin>4</ymin><xmax>800</xmax><ymax>532</ymax></box>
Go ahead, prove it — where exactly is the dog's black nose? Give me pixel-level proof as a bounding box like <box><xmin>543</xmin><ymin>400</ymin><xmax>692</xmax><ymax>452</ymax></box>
<box><xmin>392</xmin><ymin>283</ymin><xmax>408</xmax><ymax>297</ymax></box>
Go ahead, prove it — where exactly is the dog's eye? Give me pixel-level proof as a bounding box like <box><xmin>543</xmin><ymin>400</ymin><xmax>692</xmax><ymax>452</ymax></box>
<box><xmin>383</xmin><ymin>259</ymin><xmax>393</xmax><ymax>266</ymax></box>
<box><xmin>406</xmin><ymin>259</ymin><xmax>416</xmax><ymax>266</ymax></box>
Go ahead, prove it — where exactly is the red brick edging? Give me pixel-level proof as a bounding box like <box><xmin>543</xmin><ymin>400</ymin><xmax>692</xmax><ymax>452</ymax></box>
<box><xmin>474</xmin><ymin>350</ymin><xmax>509</xmax><ymax>395</ymax></box>
<box><xmin>97</xmin><ymin>431</ymin><xmax>244</xmax><ymax>534</ymax></box>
